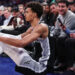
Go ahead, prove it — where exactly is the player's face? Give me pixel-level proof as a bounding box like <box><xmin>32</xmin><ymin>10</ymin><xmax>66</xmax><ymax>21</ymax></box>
<box><xmin>24</xmin><ymin>8</ymin><xmax>35</xmax><ymax>22</ymax></box>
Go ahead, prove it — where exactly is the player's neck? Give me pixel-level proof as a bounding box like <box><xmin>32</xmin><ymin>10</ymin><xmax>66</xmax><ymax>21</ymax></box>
<box><xmin>31</xmin><ymin>18</ymin><xmax>40</xmax><ymax>27</ymax></box>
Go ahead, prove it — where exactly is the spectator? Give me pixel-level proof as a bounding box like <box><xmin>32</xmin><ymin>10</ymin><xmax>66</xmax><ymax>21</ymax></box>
<box><xmin>47</xmin><ymin>2</ymin><xmax>59</xmax><ymax>73</ymax></box>
<box><xmin>18</xmin><ymin>4</ymin><xmax>29</xmax><ymax>25</ymax></box>
<box><xmin>49</xmin><ymin>2</ymin><xmax>58</xmax><ymax>27</ymax></box>
<box><xmin>18</xmin><ymin>4</ymin><xmax>24</xmax><ymax>14</ymax></box>
<box><xmin>11</xmin><ymin>6</ymin><xmax>24</xmax><ymax>28</ymax></box>
<box><xmin>69</xmin><ymin>1</ymin><xmax>75</xmax><ymax>13</ymax></box>
<box><xmin>2</xmin><ymin>7</ymin><xmax>13</xmax><ymax>27</ymax></box>
<box><xmin>41</xmin><ymin>2</ymin><xmax>50</xmax><ymax>25</ymax></box>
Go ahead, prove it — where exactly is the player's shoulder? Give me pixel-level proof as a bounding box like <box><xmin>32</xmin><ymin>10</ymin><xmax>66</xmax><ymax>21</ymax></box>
<box><xmin>39</xmin><ymin>22</ymin><xmax>48</xmax><ymax>29</ymax></box>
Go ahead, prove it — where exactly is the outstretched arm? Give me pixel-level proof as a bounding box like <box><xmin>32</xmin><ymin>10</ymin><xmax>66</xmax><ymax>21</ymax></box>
<box><xmin>0</xmin><ymin>25</ymin><xmax>45</xmax><ymax>47</ymax></box>
<box><xmin>0</xmin><ymin>32</ymin><xmax>40</xmax><ymax>48</ymax></box>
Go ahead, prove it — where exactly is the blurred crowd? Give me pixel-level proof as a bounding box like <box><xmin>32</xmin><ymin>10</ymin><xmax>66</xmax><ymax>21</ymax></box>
<box><xmin>0</xmin><ymin>0</ymin><xmax>75</xmax><ymax>75</ymax></box>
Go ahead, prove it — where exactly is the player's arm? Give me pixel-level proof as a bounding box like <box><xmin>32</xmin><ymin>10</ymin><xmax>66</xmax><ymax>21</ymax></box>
<box><xmin>0</xmin><ymin>25</ymin><xmax>43</xmax><ymax>47</ymax></box>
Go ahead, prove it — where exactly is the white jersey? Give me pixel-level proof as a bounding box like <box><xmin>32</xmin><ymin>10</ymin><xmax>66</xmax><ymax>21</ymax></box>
<box><xmin>37</xmin><ymin>37</ymin><xmax>50</xmax><ymax>66</ymax></box>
